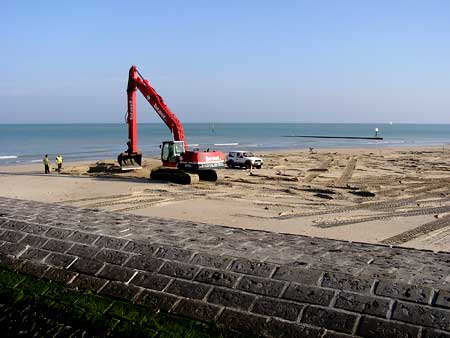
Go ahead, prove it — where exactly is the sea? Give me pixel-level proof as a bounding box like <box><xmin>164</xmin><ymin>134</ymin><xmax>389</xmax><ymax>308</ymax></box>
<box><xmin>1</xmin><ymin>123</ymin><xmax>450</xmax><ymax>166</ymax></box>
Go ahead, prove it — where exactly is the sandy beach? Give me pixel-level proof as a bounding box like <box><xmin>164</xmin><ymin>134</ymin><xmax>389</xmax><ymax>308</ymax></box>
<box><xmin>1</xmin><ymin>145</ymin><xmax>450</xmax><ymax>252</ymax></box>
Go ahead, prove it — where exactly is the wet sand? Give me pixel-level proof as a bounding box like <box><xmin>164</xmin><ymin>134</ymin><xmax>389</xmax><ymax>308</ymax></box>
<box><xmin>1</xmin><ymin>145</ymin><xmax>450</xmax><ymax>252</ymax></box>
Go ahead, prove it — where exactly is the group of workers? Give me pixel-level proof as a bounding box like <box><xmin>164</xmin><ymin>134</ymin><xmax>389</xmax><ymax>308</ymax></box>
<box><xmin>43</xmin><ymin>154</ymin><xmax>63</xmax><ymax>174</ymax></box>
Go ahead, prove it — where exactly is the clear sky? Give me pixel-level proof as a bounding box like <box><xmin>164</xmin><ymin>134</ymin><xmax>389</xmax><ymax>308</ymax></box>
<box><xmin>1</xmin><ymin>0</ymin><xmax>449</xmax><ymax>123</ymax></box>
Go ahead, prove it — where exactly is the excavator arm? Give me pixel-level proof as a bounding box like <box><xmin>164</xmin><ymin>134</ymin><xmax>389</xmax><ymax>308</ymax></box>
<box><xmin>126</xmin><ymin>65</ymin><xmax>187</xmax><ymax>152</ymax></box>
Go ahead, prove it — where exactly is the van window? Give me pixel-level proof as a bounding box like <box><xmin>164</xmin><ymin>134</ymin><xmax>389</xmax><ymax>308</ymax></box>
<box><xmin>228</xmin><ymin>152</ymin><xmax>234</xmax><ymax>157</ymax></box>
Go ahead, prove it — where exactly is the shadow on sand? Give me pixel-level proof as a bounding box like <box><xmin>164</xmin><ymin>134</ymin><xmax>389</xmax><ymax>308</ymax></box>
<box><xmin>0</xmin><ymin>171</ymin><xmax>156</xmax><ymax>184</ymax></box>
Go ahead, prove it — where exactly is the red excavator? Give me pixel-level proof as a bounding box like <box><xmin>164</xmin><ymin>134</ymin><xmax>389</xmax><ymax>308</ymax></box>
<box><xmin>118</xmin><ymin>65</ymin><xmax>225</xmax><ymax>184</ymax></box>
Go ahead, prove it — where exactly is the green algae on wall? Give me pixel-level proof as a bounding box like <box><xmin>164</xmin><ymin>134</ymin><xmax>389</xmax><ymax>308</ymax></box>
<box><xmin>0</xmin><ymin>268</ymin><xmax>253</xmax><ymax>338</ymax></box>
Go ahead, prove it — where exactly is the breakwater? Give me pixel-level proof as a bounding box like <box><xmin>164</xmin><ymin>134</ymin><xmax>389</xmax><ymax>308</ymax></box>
<box><xmin>0</xmin><ymin>197</ymin><xmax>449</xmax><ymax>337</ymax></box>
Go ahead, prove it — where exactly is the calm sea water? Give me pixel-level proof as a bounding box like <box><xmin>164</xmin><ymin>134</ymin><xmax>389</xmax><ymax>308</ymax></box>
<box><xmin>1</xmin><ymin>123</ymin><xmax>450</xmax><ymax>165</ymax></box>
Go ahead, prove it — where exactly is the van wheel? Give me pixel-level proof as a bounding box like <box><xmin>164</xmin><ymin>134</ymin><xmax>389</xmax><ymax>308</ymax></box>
<box><xmin>255</xmin><ymin>165</ymin><xmax>262</xmax><ymax>169</ymax></box>
<box><xmin>227</xmin><ymin>160</ymin><xmax>235</xmax><ymax>168</ymax></box>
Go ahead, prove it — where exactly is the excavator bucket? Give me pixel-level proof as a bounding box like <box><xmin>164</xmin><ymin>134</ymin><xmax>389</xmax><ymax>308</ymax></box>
<box><xmin>118</xmin><ymin>152</ymin><xmax>142</xmax><ymax>171</ymax></box>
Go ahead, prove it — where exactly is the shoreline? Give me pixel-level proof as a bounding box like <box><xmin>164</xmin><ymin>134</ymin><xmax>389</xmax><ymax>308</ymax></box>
<box><xmin>1</xmin><ymin>143</ymin><xmax>449</xmax><ymax>168</ymax></box>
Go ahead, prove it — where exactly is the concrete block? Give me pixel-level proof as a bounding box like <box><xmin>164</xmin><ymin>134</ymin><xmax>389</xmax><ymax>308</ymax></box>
<box><xmin>265</xmin><ymin>318</ymin><xmax>323</xmax><ymax>338</ymax></box>
<box><xmin>154</xmin><ymin>246</ymin><xmax>193</xmax><ymax>262</ymax></box>
<box><xmin>422</xmin><ymin>328</ymin><xmax>450</xmax><ymax>338</ymax></box>
<box><xmin>283</xmin><ymin>283</ymin><xmax>334</xmax><ymax>306</ymax></box>
<box><xmin>272</xmin><ymin>266</ymin><xmax>323</xmax><ymax>285</ymax></box>
<box><xmin>22</xmin><ymin>224</ymin><xmax>51</xmax><ymax>235</ymax></box>
<box><xmin>436</xmin><ymin>290</ymin><xmax>450</xmax><ymax>309</ymax></box>
<box><xmin>190</xmin><ymin>253</ymin><xmax>233</xmax><ymax>269</ymax></box>
<box><xmin>230</xmin><ymin>258</ymin><xmax>276</xmax><ymax>277</ymax></box>
<box><xmin>172</xmin><ymin>299</ymin><xmax>220</xmax><ymax>322</ymax></box>
<box><xmin>17</xmin><ymin>260</ymin><xmax>49</xmax><ymax>278</ymax></box>
<box><xmin>2</xmin><ymin>220</ymin><xmax>28</xmax><ymax>231</ymax></box>
<box><xmin>301</xmin><ymin>306</ymin><xmax>357</xmax><ymax>334</ymax></box>
<box><xmin>159</xmin><ymin>261</ymin><xmax>199</xmax><ymax>280</ymax></box>
<box><xmin>94</xmin><ymin>236</ymin><xmax>128</xmax><ymax>250</ymax></box>
<box><xmin>68</xmin><ymin>231</ymin><xmax>99</xmax><ymax>245</ymax></box>
<box><xmin>19</xmin><ymin>234</ymin><xmax>48</xmax><ymax>248</ymax></box>
<box><xmin>122</xmin><ymin>241</ymin><xmax>157</xmax><ymax>255</ymax></box>
<box><xmin>45</xmin><ymin>228</ymin><xmax>73</xmax><ymax>240</ymax></box>
<box><xmin>195</xmin><ymin>268</ymin><xmax>239</xmax><ymax>287</ymax></box>
<box><xmin>136</xmin><ymin>289</ymin><xmax>179</xmax><ymax>311</ymax></box>
<box><xmin>393</xmin><ymin>301</ymin><xmax>450</xmax><ymax>331</ymax></box>
<box><xmin>69</xmin><ymin>258</ymin><xmax>103</xmax><ymax>275</ymax></box>
<box><xmin>43</xmin><ymin>267</ymin><xmax>77</xmax><ymax>284</ymax></box>
<box><xmin>97</xmin><ymin>263</ymin><xmax>135</xmax><ymax>282</ymax></box>
<box><xmin>322</xmin><ymin>272</ymin><xmax>372</xmax><ymax>293</ymax></box>
<box><xmin>237</xmin><ymin>275</ymin><xmax>286</xmax><ymax>297</ymax></box>
<box><xmin>376</xmin><ymin>280</ymin><xmax>432</xmax><ymax>304</ymax></box>
<box><xmin>125</xmin><ymin>255</ymin><xmax>163</xmax><ymax>272</ymax></box>
<box><xmin>252</xmin><ymin>297</ymin><xmax>303</xmax><ymax>321</ymax></box>
<box><xmin>44</xmin><ymin>253</ymin><xmax>76</xmax><ymax>268</ymax></box>
<box><xmin>0</xmin><ymin>230</ymin><xmax>25</xmax><ymax>243</ymax></box>
<box><xmin>100</xmin><ymin>281</ymin><xmax>140</xmax><ymax>301</ymax></box>
<box><xmin>129</xmin><ymin>272</ymin><xmax>170</xmax><ymax>291</ymax></box>
<box><xmin>42</xmin><ymin>239</ymin><xmax>73</xmax><ymax>253</ymax></box>
<box><xmin>69</xmin><ymin>274</ymin><xmax>108</xmax><ymax>292</ymax></box>
<box><xmin>0</xmin><ymin>252</ymin><xmax>20</xmax><ymax>270</ymax></box>
<box><xmin>166</xmin><ymin>279</ymin><xmax>211</xmax><ymax>300</ymax></box>
<box><xmin>335</xmin><ymin>291</ymin><xmax>391</xmax><ymax>317</ymax></box>
<box><xmin>66</xmin><ymin>243</ymin><xmax>99</xmax><ymax>259</ymax></box>
<box><xmin>20</xmin><ymin>248</ymin><xmax>50</xmax><ymax>261</ymax></box>
<box><xmin>356</xmin><ymin>315</ymin><xmax>420</xmax><ymax>338</ymax></box>
<box><xmin>207</xmin><ymin>287</ymin><xmax>255</xmax><ymax>311</ymax></box>
<box><xmin>95</xmin><ymin>248</ymin><xmax>130</xmax><ymax>265</ymax></box>
<box><xmin>218</xmin><ymin>309</ymin><xmax>267</xmax><ymax>336</ymax></box>
<box><xmin>0</xmin><ymin>242</ymin><xmax>27</xmax><ymax>256</ymax></box>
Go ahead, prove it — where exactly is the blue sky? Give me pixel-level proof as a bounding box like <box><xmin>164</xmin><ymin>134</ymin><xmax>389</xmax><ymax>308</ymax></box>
<box><xmin>1</xmin><ymin>0</ymin><xmax>449</xmax><ymax>123</ymax></box>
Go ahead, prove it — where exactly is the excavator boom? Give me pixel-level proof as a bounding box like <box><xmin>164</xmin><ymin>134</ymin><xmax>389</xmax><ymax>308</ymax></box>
<box><xmin>127</xmin><ymin>65</ymin><xmax>186</xmax><ymax>151</ymax></box>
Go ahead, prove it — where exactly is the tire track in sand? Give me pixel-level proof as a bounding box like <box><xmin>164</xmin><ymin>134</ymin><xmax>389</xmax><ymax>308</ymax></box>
<box><xmin>333</xmin><ymin>157</ymin><xmax>357</xmax><ymax>187</ymax></box>
<box><xmin>381</xmin><ymin>214</ymin><xmax>450</xmax><ymax>245</ymax></box>
<box><xmin>304</xmin><ymin>158</ymin><xmax>333</xmax><ymax>183</ymax></box>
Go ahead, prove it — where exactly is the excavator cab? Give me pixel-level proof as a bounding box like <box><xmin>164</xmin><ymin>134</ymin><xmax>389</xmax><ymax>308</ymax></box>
<box><xmin>161</xmin><ymin>141</ymin><xmax>184</xmax><ymax>167</ymax></box>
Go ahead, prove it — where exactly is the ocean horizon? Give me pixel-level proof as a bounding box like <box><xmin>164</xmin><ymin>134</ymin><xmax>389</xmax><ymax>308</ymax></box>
<box><xmin>1</xmin><ymin>123</ymin><xmax>450</xmax><ymax>166</ymax></box>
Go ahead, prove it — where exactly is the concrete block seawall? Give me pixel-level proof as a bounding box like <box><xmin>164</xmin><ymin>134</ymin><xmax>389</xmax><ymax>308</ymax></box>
<box><xmin>0</xmin><ymin>196</ymin><xmax>449</xmax><ymax>337</ymax></box>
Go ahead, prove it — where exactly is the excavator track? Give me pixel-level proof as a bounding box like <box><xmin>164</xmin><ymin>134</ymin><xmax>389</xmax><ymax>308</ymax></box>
<box><xmin>150</xmin><ymin>167</ymin><xmax>200</xmax><ymax>185</ymax></box>
<box><xmin>198</xmin><ymin>169</ymin><xmax>222</xmax><ymax>182</ymax></box>
<box><xmin>150</xmin><ymin>168</ymin><xmax>223</xmax><ymax>184</ymax></box>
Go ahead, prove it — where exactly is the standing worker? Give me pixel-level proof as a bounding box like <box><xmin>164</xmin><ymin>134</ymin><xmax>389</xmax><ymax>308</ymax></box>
<box><xmin>55</xmin><ymin>154</ymin><xmax>63</xmax><ymax>173</ymax></box>
<box><xmin>43</xmin><ymin>154</ymin><xmax>51</xmax><ymax>174</ymax></box>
